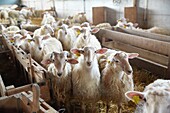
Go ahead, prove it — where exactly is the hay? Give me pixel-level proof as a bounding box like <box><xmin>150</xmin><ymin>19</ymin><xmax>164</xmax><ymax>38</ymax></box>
<box><xmin>31</xmin><ymin>17</ymin><xmax>42</xmax><ymax>26</ymax></box>
<box><xmin>97</xmin><ymin>66</ymin><xmax>159</xmax><ymax>113</ymax></box>
<box><xmin>51</xmin><ymin>66</ymin><xmax>159</xmax><ymax>113</ymax></box>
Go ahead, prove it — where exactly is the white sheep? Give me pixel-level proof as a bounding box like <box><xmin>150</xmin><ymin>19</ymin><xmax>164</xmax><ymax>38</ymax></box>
<box><xmin>100</xmin><ymin>51</ymin><xmax>139</xmax><ymax>113</ymax></box>
<box><xmin>72</xmin><ymin>12</ymin><xmax>88</xmax><ymax>24</ymax></box>
<box><xmin>146</xmin><ymin>26</ymin><xmax>170</xmax><ymax>36</ymax></box>
<box><xmin>0</xmin><ymin>9</ymin><xmax>9</xmax><ymax>20</ymax></box>
<box><xmin>3</xmin><ymin>25</ymin><xmax>20</xmax><ymax>36</ymax></box>
<box><xmin>0</xmin><ymin>24</ymin><xmax>6</xmax><ymax>34</ymax></box>
<box><xmin>33</xmin><ymin>24</ymin><xmax>54</xmax><ymax>38</ymax></box>
<box><xmin>125</xmin><ymin>79</ymin><xmax>170</xmax><ymax>113</ymax></box>
<box><xmin>95</xmin><ymin>23</ymin><xmax>112</xmax><ymax>30</ymax></box>
<box><xmin>115</xmin><ymin>18</ymin><xmax>138</xmax><ymax>30</ymax></box>
<box><xmin>115</xmin><ymin>18</ymin><xmax>127</xmax><ymax>28</ymax></box>
<box><xmin>57</xmin><ymin>24</ymin><xmax>80</xmax><ymax>51</ymax></box>
<box><xmin>73</xmin><ymin>27</ymin><xmax>101</xmax><ymax>50</ymax></box>
<box><xmin>71</xmin><ymin>47</ymin><xmax>107</xmax><ymax>112</ymax></box>
<box><xmin>80</xmin><ymin>22</ymin><xmax>91</xmax><ymax>30</ymax></box>
<box><xmin>41</xmin><ymin>12</ymin><xmax>56</xmax><ymax>25</ymax></box>
<box><xmin>8</xmin><ymin>10</ymin><xmax>20</xmax><ymax>19</ymax></box>
<box><xmin>14</xmin><ymin>34</ymin><xmax>33</xmax><ymax>53</ymax></box>
<box><xmin>30</xmin><ymin>35</ymin><xmax>63</xmax><ymax>63</ymax></box>
<box><xmin>20</xmin><ymin>8</ymin><xmax>32</xmax><ymax>19</ymax></box>
<box><xmin>41</xmin><ymin>51</ymin><xmax>78</xmax><ymax>109</ymax></box>
<box><xmin>8</xmin><ymin>17</ymin><xmax>18</xmax><ymax>26</ymax></box>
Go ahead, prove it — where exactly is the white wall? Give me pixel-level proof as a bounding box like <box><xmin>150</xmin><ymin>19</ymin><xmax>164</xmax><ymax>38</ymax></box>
<box><xmin>22</xmin><ymin>0</ymin><xmax>170</xmax><ymax>29</ymax></box>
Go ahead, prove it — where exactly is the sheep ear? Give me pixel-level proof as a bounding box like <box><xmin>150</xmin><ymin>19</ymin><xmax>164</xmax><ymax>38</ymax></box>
<box><xmin>91</xmin><ymin>28</ymin><xmax>100</xmax><ymax>34</ymax></box>
<box><xmin>68</xmin><ymin>16</ymin><xmax>73</xmax><ymax>19</ymax></box>
<box><xmin>95</xmin><ymin>48</ymin><xmax>107</xmax><ymax>54</ymax></box>
<box><xmin>67</xmin><ymin>58</ymin><xmax>79</xmax><ymax>64</ymax></box>
<box><xmin>41</xmin><ymin>59</ymin><xmax>52</xmax><ymax>66</ymax></box>
<box><xmin>20</xmin><ymin>36</ymin><xmax>27</xmax><ymax>40</ymax></box>
<box><xmin>71</xmin><ymin>49</ymin><xmax>81</xmax><ymax>54</ymax></box>
<box><xmin>28</xmin><ymin>31</ymin><xmax>33</xmax><ymax>36</ymax></box>
<box><xmin>80</xmin><ymin>22</ymin><xmax>89</xmax><ymax>28</ymax></box>
<box><xmin>128</xmin><ymin>53</ymin><xmax>139</xmax><ymax>59</ymax></box>
<box><xmin>53</xmin><ymin>51</ymin><xmax>59</xmax><ymax>58</ymax></box>
<box><xmin>74</xmin><ymin>28</ymin><xmax>81</xmax><ymax>32</ymax></box>
<box><xmin>133</xmin><ymin>23</ymin><xmax>138</xmax><ymax>28</ymax></box>
<box><xmin>42</xmin><ymin>35</ymin><xmax>50</xmax><ymax>40</ymax></box>
<box><xmin>125</xmin><ymin>91</ymin><xmax>145</xmax><ymax>104</ymax></box>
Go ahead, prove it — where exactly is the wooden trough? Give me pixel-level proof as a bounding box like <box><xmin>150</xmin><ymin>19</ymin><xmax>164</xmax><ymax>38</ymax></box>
<box><xmin>97</xmin><ymin>28</ymin><xmax>170</xmax><ymax>78</ymax></box>
<box><xmin>0</xmin><ymin>75</ymin><xmax>57</xmax><ymax>113</ymax></box>
<box><xmin>1</xmin><ymin>34</ymin><xmax>53</xmax><ymax>103</ymax></box>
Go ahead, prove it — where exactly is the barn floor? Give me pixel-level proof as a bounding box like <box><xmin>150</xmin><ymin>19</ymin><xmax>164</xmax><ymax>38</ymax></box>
<box><xmin>0</xmin><ymin>51</ymin><xmax>159</xmax><ymax>113</ymax></box>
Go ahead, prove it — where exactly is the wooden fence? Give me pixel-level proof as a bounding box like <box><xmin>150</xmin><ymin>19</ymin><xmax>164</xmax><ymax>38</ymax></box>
<box><xmin>97</xmin><ymin>28</ymin><xmax>170</xmax><ymax>78</ymax></box>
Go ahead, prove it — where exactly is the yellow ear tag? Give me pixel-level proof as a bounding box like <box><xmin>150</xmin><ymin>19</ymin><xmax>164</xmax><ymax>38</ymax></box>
<box><xmin>28</xmin><ymin>39</ymin><xmax>32</xmax><ymax>43</ymax></box>
<box><xmin>57</xmin><ymin>28</ymin><xmax>61</xmax><ymax>31</ymax></box>
<box><xmin>10</xmin><ymin>39</ymin><xmax>14</xmax><ymax>43</ymax></box>
<box><xmin>124</xmin><ymin>25</ymin><xmax>127</xmax><ymax>28</ymax></box>
<box><xmin>77</xmin><ymin>30</ymin><xmax>81</xmax><ymax>35</ymax></box>
<box><xmin>75</xmin><ymin>53</ymin><xmax>81</xmax><ymax>57</ymax></box>
<box><xmin>107</xmin><ymin>60</ymin><xmax>111</xmax><ymax>64</ymax></box>
<box><xmin>132</xmin><ymin>96</ymin><xmax>140</xmax><ymax>104</ymax></box>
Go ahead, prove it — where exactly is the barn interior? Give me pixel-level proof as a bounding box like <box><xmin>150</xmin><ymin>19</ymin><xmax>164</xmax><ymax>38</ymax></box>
<box><xmin>0</xmin><ymin>0</ymin><xmax>170</xmax><ymax>113</ymax></box>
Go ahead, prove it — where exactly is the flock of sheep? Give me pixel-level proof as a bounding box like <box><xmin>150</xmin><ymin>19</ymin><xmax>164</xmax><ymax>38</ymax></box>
<box><xmin>0</xmin><ymin>5</ymin><xmax>170</xmax><ymax>113</ymax></box>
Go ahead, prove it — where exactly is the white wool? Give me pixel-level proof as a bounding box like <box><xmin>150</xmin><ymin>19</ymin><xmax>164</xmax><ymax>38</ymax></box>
<box><xmin>73</xmin><ymin>27</ymin><xmax>101</xmax><ymax>50</ymax></box>
<box><xmin>95</xmin><ymin>23</ymin><xmax>112</xmax><ymax>30</ymax></box>
<box><xmin>0</xmin><ymin>9</ymin><xmax>9</xmax><ymax>19</ymax></box>
<box><xmin>33</xmin><ymin>24</ymin><xmax>54</xmax><ymax>38</ymax></box>
<box><xmin>30</xmin><ymin>37</ymin><xmax>63</xmax><ymax>63</ymax></box>
<box><xmin>41</xmin><ymin>12</ymin><xmax>56</xmax><ymax>25</ymax></box>
<box><xmin>57</xmin><ymin>25</ymin><xmax>78</xmax><ymax>51</ymax></box>
<box><xmin>146</xmin><ymin>26</ymin><xmax>170</xmax><ymax>36</ymax></box>
<box><xmin>72</xmin><ymin>51</ymin><xmax>100</xmax><ymax>102</ymax></box>
<box><xmin>128</xmin><ymin>79</ymin><xmax>170</xmax><ymax>113</ymax></box>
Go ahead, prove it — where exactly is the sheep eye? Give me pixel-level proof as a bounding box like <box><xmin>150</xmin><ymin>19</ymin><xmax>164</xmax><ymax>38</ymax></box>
<box><xmin>143</xmin><ymin>98</ymin><xmax>147</xmax><ymax>102</ymax></box>
<box><xmin>115</xmin><ymin>60</ymin><xmax>119</xmax><ymax>63</ymax></box>
<box><xmin>81</xmin><ymin>50</ymin><xmax>84</xmax><ymax>53</ymax></box>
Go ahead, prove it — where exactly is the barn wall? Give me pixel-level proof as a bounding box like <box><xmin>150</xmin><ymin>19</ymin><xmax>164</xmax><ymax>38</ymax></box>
<box><xmin>0</xmin><ymin>0</ymin><xmax>20</xmax><ymax>5</ymax></box>
<box><xmin>22</xmin><ymin>0</ymin><xmax>170</xmax><ymax>29</ymax></box>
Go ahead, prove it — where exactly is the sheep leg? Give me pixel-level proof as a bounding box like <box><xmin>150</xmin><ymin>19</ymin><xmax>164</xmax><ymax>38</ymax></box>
<box><xmin>117</xmin><ymin>103</ymin><xmax>122</xmax><ymax>113</ymax></box>
<box><xmin>81</xmin><ymin>102</ymin><xmax>86</xmax><ymax>113</ymax></box>
<box><xmin>91</xmin><ymin>103</ymin><xmax>97</xmax><ymax>113</ymax></box>
<box><xmin>106</xmin><ymin>102</ymin><xmax>110</xmax><ymax>113</ymax></box>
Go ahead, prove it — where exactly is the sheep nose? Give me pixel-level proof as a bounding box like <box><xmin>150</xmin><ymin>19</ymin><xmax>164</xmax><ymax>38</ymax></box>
<box><xmin>87</xmin><ymin>62</ymin><xmax>91</xmax><ymax>66</ymax></box>
<box><xmin>57</xmin><ymin>73</ymin><xmax>62</xmax><ymax>77</ymax></box>
<box><xmin>39</xmin><ymin>47</ymin><xmax>42</xmax><ymax>50</ymax></box>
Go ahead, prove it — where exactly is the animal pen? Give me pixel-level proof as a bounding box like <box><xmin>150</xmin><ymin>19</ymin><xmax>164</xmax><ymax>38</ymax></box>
<box><xmin>97</xmin><ymin>28</ymin><xmax>170</xmax><ymax>78</ymax></box>
<box><xmin>0</xmin><ymin>25</ymin><xmax>169</xmax><ymax>112</ymax></box>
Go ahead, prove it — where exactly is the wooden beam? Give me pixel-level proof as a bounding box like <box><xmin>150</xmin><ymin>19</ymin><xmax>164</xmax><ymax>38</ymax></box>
<box><xmin>13</xmin><ymin>46</ymin><xmax>30</xmax><ymax>69</ymax></box>
<box><xmin>98</xmin><ymin>29</ymin><xmax>170</xmax><ymax>56</ymax></box>
<box><xmin>117</xmin><ymin>27</ymin><xmax>170</xmax><ymax>42</ymax></box>
<box><xmin>0</xmin><ymin>75</ymin><xmax>6</xmax><ymax>97</ymax></box>
<box><xmin>102</xmin><ymin>39</ymin><xmax>169</xmax><ymax>66</ymax></box>
<box><xmin>166</xmin><ymin>52</ymin><xmax>170</xmax><ymax>79</ymax></box>
<box><xmin>6</xmin><ymin>82</ymin><xmax>45</xmax><ymax>96</ymax></box>
<box><xmin>130</xmin><ymin>57</ymin><xmax>167</xmax><ymax>78</ymax></box>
